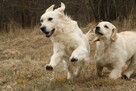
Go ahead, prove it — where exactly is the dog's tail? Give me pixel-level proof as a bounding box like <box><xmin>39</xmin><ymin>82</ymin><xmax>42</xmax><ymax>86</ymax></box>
<box><xmin>85</xmin><ymin>29</ymin><xmax>96</xmax><ymax>41</ymax></box>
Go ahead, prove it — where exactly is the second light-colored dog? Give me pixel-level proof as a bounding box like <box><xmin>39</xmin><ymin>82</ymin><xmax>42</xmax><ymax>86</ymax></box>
<box><xmin>94</xmin><ymin>21</ymin><xmax>136</xmax><ymax>80</ymax></box>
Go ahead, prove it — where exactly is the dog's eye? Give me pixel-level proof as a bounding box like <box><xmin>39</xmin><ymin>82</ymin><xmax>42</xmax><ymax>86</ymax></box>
<box><xmin>48</xmin><ymin>17</ymin><xmax>53</xmax><ymax>21</ymax></box>
<box><xmin>40</xmin><ymin>19</ymin><xmax>43</xmax><ymax>23</ymax></box>
<box><xmin>104</xmin><ymin>25</ymin><xmax>108</xmax><ymax>28</ymax></box>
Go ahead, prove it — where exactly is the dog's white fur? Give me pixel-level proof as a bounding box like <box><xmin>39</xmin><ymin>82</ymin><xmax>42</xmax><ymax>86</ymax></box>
<box><xmin>40</xmin><ymin>3</ymin><xmax>91</xmax><ymax>79</ymax></box>
<box><xmin>94</xmin><ymin>21</ymin><xmax>136</xmax><ymax>80</ymax></box>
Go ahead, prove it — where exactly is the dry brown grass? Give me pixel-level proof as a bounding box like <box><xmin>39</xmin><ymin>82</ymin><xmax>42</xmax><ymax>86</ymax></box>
<box><xmin>0</xmin><ymin>21</ymin><xmax>136</xmax><ymax>91</ymax></box>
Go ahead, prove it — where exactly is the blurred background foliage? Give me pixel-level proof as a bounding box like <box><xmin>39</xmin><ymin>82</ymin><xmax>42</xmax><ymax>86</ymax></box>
<box><xmin>0</xmin><ymin>0</ymin><xmax>136</xmax><ymax>31</ymax></box>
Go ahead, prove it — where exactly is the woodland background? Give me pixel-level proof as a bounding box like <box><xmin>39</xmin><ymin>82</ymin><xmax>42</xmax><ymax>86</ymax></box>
<box><xmin>0</xmin><ymin>0</ymin><xmax>136</xmax><ymax>31</ymax></box>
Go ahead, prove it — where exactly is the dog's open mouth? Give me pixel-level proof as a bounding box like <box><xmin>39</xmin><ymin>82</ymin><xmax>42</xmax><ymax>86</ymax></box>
<box><xmin>44</xmin><ymin>28</ymin><xmax>55</xmax><ymax>37</ymax></box>
<box><xmin>95</xmin><ymin>31</ymin><xmax>103</xmax><ymax>36</ymax></box>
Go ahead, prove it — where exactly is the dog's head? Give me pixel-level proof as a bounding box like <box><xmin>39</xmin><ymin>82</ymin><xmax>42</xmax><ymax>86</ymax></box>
<box><xmin>94</xmin><ymin>21</ymin><xmax>117</xmax><ymax>41</ymax></box>
<box><xmin>40</xmin><ymin>2</ymin><xmax>65</xmax><ymax>38</ymax></box>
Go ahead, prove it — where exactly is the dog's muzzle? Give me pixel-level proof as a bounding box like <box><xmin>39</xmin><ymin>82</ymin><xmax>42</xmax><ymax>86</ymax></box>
<box><xmin>95</xmin><ymin>27</ymin><xmax>103</xmax><ymax>35</ymax></box>
<box><xmin>40</xmin><ymin>27</ymin><xmax>55</xmax><ymax>38</ymax></box>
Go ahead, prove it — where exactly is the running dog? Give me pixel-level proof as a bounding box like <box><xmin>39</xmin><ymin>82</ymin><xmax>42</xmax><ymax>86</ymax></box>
<box><xmin>40</xmin><ymin>2</ymin><xmax>92</xmax><ymax>79</ymax></box>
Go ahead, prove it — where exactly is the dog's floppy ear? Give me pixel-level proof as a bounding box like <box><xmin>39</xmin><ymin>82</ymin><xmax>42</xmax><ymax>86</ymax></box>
<box><xmin>55</xmin><ymin>2</ymin><xmax>65</xmax><ymax>14</ymax></box>
<box><xmin>111</xmin><ymin>28</ymin><xmax>117</xmax><ymax>41</ymax></box>
<box><xmin>46</xmin><ymin>4</ymin><xmax>55</xmax><ymax>12</ymax></box>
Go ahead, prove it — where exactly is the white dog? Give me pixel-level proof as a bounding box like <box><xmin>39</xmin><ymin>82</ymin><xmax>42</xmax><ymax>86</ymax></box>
<box><xmin>93</xmin><ymin>21</ymin><xmax>136</xmax><ymax>80</ymax></box>
<box><xmin>40</xmin><ymin>3</ymin><xmax>91</xmax><ymax>79</ymax></box>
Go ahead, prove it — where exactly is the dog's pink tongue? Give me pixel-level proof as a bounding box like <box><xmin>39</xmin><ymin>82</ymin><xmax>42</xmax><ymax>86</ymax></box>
<box><xmin>46</xmin><ymin>32</ymin><xmax>51</xmax><ymax>37</ymax></box>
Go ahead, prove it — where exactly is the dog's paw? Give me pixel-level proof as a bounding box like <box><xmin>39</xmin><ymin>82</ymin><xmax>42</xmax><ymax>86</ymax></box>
<box><xmin>71</xmin><ymin>58</ymin><xmax>78</xmax><ymax>62</ymax></box>
<box><xmin>45</xmin><ymin>64</ymin><xmax>53</xmax><ymax>71</ymax></box>
<box><xmin>121</xmin><ymin>75</ymin><xmax>131</xmax><ymax>81</ymax></box>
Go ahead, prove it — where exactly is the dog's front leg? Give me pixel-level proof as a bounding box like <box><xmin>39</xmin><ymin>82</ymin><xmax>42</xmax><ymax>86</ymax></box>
<box><xmin>70</xmin><ymin>46</ymin><xmax>89</xmax><ymax>62</ymax></box>
<box><xmin>109</xmin><ymin>61</ymin><xmax>125</xmax><ymax>79</ymax></box>
<box><xmin>46</xmin><ymin>52</ymin><xmax>63</xmax><ymax>71</ymax></box>
<box><xmin>109</xmin><ymin>67</ymin><xmax>122</xmax><ymax>80</ymax></box>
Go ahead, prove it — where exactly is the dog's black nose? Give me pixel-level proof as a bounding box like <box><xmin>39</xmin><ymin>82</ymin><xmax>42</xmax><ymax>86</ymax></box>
<box><xmin>40</xmin><ymin>27</ymin><xmax>46</xmax><ymax>32</ymax></box>
<box><xmin>96</xmin><ymin>26</ymin><xmax>100</xmax><ymax>30</ymax></box>
<box><xmin>95</xmin><ymin>26</ymin><xmax>100</xmax><ymax>32</ymax></box>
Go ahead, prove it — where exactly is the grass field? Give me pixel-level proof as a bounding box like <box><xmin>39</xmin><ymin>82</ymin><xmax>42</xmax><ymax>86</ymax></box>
<box><xmin>0</xmin><ymin>21</ymin><xmax>136</xmax><ymax>91</ymax></box>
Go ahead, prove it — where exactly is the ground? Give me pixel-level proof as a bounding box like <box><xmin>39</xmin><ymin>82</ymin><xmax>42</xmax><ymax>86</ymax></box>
<box><xmin>0</xmin><ymin>24</ymin><xmax>136</xmax><ymax>91</ymax></box>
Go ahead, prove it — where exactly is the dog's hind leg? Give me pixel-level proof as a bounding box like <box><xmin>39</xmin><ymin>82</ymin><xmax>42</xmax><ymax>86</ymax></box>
<box><xmin>67</xmin><ymin>65</ymin><xmax>74</xmax><ymax>79</ymax></box>
<box><xmin>123</xmin><ymin>54</ymin><xmax>136</xmax><ymax>80</ymax></box>
<box><xmin>63</xmin><ymin>60</ymin><xmax>74</xmax><ymax>79</ymax></box>
<box><xmin>74</xmin><ymin>61</ymin><xmax>84</xmax><ymax>78</ymax></box>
